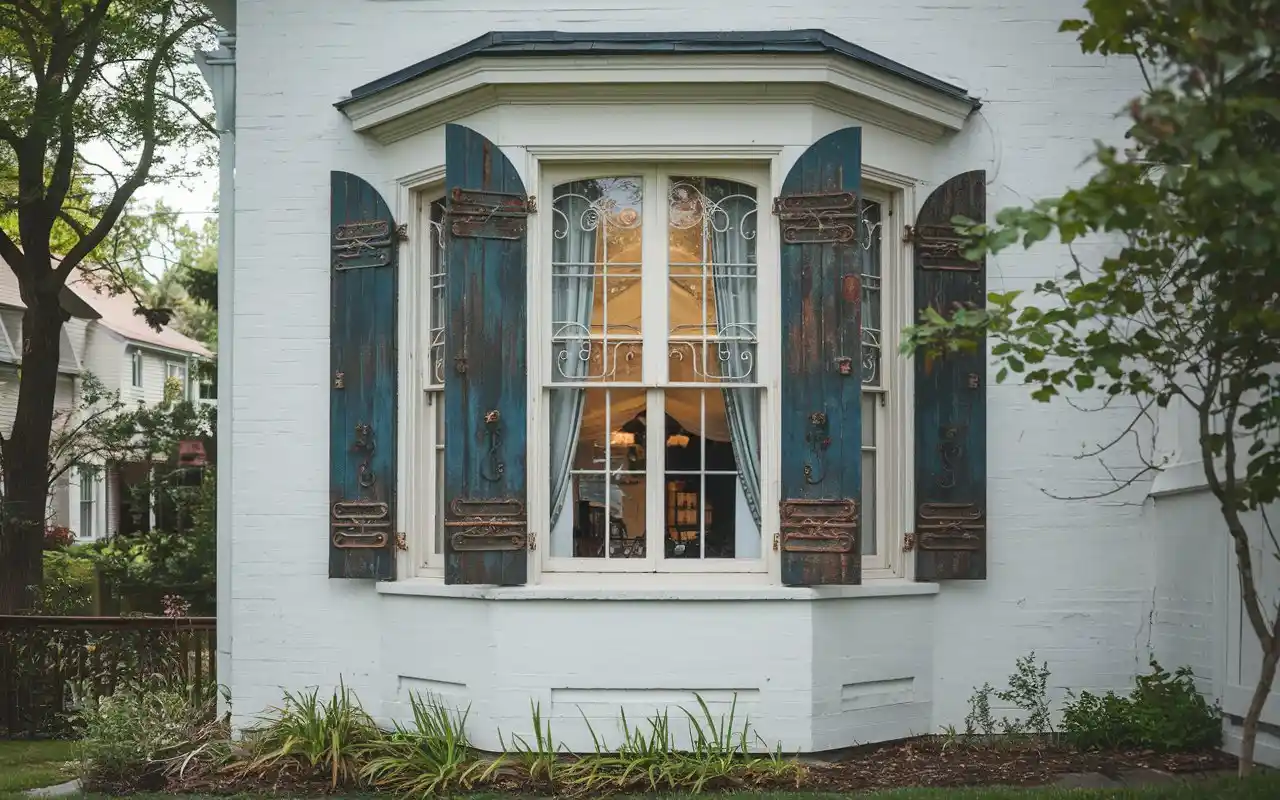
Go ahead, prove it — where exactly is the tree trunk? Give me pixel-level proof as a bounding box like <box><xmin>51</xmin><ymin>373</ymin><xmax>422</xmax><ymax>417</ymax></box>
<box><xmin>0</xmin><ymin>291</ymin><xmax>65</xmax><ymax>614</ymax></box>
<box><xmin>1239</xmin><ymin>640</ymin><xmax>1279</xmax><ymax>776</ymax></box>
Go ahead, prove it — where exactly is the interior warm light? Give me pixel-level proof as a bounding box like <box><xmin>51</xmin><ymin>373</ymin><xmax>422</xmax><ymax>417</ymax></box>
<box><xmin>666</xmin><ymin>433</ymin><xmax>690</xmax><ymax>448</ymax></box>
<box><xmin>610</xmin><ymin>430</ymin><xmax>636</xmax><ymax>447</ymax></box>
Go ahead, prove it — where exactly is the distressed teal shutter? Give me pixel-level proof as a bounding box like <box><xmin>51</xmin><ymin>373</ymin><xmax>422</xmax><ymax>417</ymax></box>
<box><xmin>442</xmin><ymin>124</ymin><xmax>531</xmax><ymax>585</ymax></box>
<box><xmin>329</xmin><ymin>171</ymin><xmax>400</xmax><ymax>580</ymax></box>
<box><xmin>911</xmin><ymin>171</ymin><xmax>988</xmax><ymax>580</ymax></box>
<box><xmin>774</xmin><ymin>127</ymin><xmax>864</xmax><ymax>586</ymax></box>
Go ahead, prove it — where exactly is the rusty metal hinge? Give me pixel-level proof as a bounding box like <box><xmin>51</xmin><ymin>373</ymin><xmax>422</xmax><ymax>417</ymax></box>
<box><xmin>396</xmin><ymin>532</ymin><xmax>407</xmax><ymax>551</ymax></box>
<box><xmin>903</xmin><ymin>533</ymin><xmax>918</xmax><ymax>552</ymax></box>
<box><xmin>528</xmin><ymin>532</ymin><xmax>538</xmax><ymax>552</ymax></box>
<box><xmin>334</xmin><ymin>370</ymin><xmax>345</xmax><ymax>389</ymax></box>
<box><xmin>772</xmin><ymin>532</ymin><xmax>780</xmax><ymax>552</ymax></box>
<box><xmin>395</xmin><ymin>223</ymin><xmax>409</xmax><ymax>242</ymax></box>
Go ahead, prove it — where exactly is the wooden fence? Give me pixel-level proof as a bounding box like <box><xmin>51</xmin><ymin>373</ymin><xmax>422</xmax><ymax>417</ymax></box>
<box><xmin>0</xmin><ymin>615</ymin><xmax>217</xmax><ymax>739</ymax></box>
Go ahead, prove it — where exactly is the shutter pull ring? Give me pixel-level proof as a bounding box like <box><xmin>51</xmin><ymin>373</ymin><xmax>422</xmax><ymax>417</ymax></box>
<box><xmin>803</xmin><ymin>411</ymin><xmax>830</xmax><ymax>484</ymax></box>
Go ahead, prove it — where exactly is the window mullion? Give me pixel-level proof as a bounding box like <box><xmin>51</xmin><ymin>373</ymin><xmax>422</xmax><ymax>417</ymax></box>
<box><xmin>643</xmin><ymin>168</ymin><xmax>667</xmax><ymax>568</ymax></box>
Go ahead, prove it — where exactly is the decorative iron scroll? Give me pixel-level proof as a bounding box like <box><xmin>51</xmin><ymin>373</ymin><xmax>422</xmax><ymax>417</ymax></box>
<box><xmin>915</xmin><ymin>502</ymin><xmax>984</xmax><ymax>550</ymax></box>
<box><xmin>331</xmin><ymin>500</ymin><xmax>391</xmax><ymax>549</ymax></box>
<box><xmin>779</xmin><ymin>498</ymin><xmax>858</xmax><ymax>554</ymax></box>
<box><xmin>772</xmin><ymin>190</ymin><xmax>861</xmax><ymax>245</ymax></box>
<box><xmin>446</xmin><ymin>497</ymin><xmax>528</xmax><ymax>552</ymax></box>
<box><xmin>446</xmin><ymin>187</ymin><xmax>534</xmax><ymax>240</ymax></box>
<box><xmin>333</xmin><ymin>219</ymin><xmax>394</xmax><ymax>271</ymax></box>
<box><xmin>906</xmin><ymin>223</ymin><xmax>980</xmax><ymax>271</ymax></box>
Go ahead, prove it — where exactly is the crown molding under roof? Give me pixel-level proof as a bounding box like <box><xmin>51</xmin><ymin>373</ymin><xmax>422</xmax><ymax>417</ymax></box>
<box><xmin>337</xmin><ymin>31</ymin><xmax>979</xmax><ymax>146</ymax></box>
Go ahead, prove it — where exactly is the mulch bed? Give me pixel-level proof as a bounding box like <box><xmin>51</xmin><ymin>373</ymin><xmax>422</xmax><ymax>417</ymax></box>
<box><xmin>153</xmin><ymin>738</ymin><xmax>1239</xmax><ymax>797</ymax></box>
<box><xmin>804</xmin><ymin>738</ymin><xmax>1237</xmax><ymax>792</ymax></box>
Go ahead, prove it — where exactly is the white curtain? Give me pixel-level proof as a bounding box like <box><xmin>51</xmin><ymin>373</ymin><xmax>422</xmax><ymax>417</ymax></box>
<box><xmin>710</xmin><ymin>188</ymin><xmax>762</xmax><ymax>529</ymax></box>
<box><xmin>548</xmin><ymin>190</ymin><xmax>599</xmax><ymax>538</ymax></box>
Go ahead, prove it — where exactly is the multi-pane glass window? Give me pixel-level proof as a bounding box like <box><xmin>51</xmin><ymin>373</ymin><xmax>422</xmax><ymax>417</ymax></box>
<box><xmin>424</xmin><ymin>199</ymin><xmax>447</xmax><ymax>561</ymax></box>
<box><xmin>78</xmin><ymin>465</ymin><xmax>94</xmax><ymax>539</ymax></box>
<box><xmin>546</xmin><ymin>171</ymin><xmax>762</xmax><ymax>568</ymax></box>
<box><xmin>860</xmin><ymin>199</ymin><xmax>883</xmax><ymax>556</ymax></box>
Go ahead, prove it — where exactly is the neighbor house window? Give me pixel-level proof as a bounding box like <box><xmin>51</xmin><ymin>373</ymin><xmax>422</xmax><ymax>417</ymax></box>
<box><xmin>131</xmin><ymin>350</ymin><xmax>143</xmax><ymax>387</ymax></box>
<box><xmin>544</xmin><ymin>170</ymin><xmax>764</xmax><ymax>571</ymax></box>
<box><xmin>166</xmin><ymin>362</ymin><xmax>187</xmax><ymax>399</ymax></box>
<box><xmin>78</xmin><ymin>466</ymin><xmax>94</xmax><ymax>539</ymax></box>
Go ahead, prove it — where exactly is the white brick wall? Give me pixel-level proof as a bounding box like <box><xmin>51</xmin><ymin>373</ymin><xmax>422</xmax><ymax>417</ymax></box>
<box><xmin>229</xmin><ymin>0</ymin><xmax>1224</xmax><ymax>751</ymax></box>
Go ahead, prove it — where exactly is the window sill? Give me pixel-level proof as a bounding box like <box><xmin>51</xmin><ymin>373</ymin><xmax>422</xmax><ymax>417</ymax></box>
<box><xmin>376</xmin><ymin>579</ymin><xmax>939</xmax><ymax>601</ymax></box>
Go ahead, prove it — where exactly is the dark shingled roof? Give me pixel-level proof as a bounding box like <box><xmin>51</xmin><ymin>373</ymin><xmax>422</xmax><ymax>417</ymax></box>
<box><xmin>338</xmin><ymin>30</ymin><xmax>979</xmax><ymax>109</ymax></box>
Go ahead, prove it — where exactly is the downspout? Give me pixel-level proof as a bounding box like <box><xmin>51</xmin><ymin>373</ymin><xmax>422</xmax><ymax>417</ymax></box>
<box><xmin>196</xmin><ymin>29</ymin><xmax>236</xmax><ymax>721</ymax></box>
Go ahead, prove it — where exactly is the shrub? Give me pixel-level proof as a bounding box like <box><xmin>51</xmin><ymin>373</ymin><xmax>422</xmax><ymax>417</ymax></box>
<box><xmin>1061</xmin><ymin>659</ymin><xmax>1221</xmax><ymax>752</ymax></box>
<box><xmin>963</xmin><ymin>652</ymin><xmax>1053</xmax><ymax>741</ymax></box>
<box><xmin>75</xmin><ymin>679</ymin><xmax>218</xmax><ymax>790</ymax></box>
<box><xmin>32</xmin><ymin>548</ymin><xmax>96</xmax><ymax>615</ymax></box>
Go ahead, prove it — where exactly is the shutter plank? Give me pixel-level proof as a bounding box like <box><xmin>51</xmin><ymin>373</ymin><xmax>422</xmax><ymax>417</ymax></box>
<box><xmin>912</xmin><ymin>171</ymin><xmax>988</xmax><ymax>581</ymax></box>
<box><xmin>776</xmin><ymin>127</ymin><xmax>864</xmax><ymax>586</ymax></box>
<box><xmin>329</xmin><ymin>171</ymin><xmax>399</xmax><ymax>580</ymax></box>
<box><xmin>443</xmin><ymin>124</ymin><xmax>530</xmax><ymax>585</ymax></box>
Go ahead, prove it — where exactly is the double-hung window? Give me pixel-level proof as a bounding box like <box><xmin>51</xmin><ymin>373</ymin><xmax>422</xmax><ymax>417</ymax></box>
<box><xmin>543</xmin><ymin>167</ymin><xmax>766</xmax><ymax>572</ymax></box>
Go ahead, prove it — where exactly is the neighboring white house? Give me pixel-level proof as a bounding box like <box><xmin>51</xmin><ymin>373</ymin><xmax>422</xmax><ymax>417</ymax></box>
<box><xmin>0</xmin><ymin>264</ymin><xmax>213</xmax><ymax>542</ymax></box>
<box><xmin>204</xmin><ymin>0</ymin><xmax>1280</xmax><ymax>765</ymax></box>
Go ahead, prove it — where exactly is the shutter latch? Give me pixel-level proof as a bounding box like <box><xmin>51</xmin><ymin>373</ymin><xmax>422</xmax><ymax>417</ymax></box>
<box><xmin>903</xmin><ymin>533</ymin><xmax>918</xmax><ymax>552</ymax></box>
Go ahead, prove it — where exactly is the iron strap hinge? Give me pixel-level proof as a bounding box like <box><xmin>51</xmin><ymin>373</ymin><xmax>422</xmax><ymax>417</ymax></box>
<box><xmin>772</xmin><ymin>190</ymin><xmax>861</xmax><ymax>245</ymax></box>
<box><xmin>903</xmin><ymin>533</ymin><xmax>918</xmax><ymax>552</ymax></box>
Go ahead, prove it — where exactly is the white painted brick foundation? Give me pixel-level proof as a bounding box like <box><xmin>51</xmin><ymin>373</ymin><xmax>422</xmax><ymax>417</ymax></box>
<box><xmin>224</xmin><ymin>0</ymin><xmax>1277</xmax><ymax>757</ymax></box>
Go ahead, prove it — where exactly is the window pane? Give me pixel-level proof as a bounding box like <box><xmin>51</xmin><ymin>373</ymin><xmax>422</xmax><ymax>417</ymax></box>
<box><xmin>551</xmin><ymin>178</ymin><xmax>644</xmax><ymax>383</ymax></box>
<box><xmin>860</xmin><ymin>200</ymin><xmax>882</xmax><ymax>387</ymax></box>
<box><xmin>433</xmin><ymin>396</ymin><xmax>444</xmax><ymax>556</ymax></box>
<box><xmin>548</xmin><ymin>387</ymin><xmax>647</xmax><ymax>558</ymax></box>
<box><xmin>427</xmin><ymin>200</ymin><xmax>447</xmax><ymax>387</ymax></box>
<box><xmin>662</xmin><ymin>388</ymin><xmax>761</xmax><ymax>560</ymax></box>
<box><xmin>667</xmin><ymin>178</ymin><xmax>757</xmax><ymax>384</ymax></box>
<box><xmin>862</xmin><ymin>394</ymin><xmax>876</xmax><ymax>447</ymax></box>
<box><xmin>862</xmin><ymin>450</ymin><xmax>876</xmax><ymax>555</ymax></box>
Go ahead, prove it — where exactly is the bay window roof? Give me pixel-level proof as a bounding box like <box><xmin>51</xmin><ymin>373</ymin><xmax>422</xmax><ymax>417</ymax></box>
<box><xmin>336</xmin><ymin>30</ymin><xmax>981</xmax><ymax>144</ymax></box>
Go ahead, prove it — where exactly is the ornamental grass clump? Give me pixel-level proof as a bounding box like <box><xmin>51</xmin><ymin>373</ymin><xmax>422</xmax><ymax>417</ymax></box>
<box><xmin>360</xmin><ymin>692</ymin><xmax>505</xmax><ymax>795</ymax></box>
<box><xmin>240</xmin><ymin>678</ymin><xmax>380</xmax><ymax>789</ymax></box>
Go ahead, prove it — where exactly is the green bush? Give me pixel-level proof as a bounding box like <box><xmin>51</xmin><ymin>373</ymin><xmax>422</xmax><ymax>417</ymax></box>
<box><xmin>32</xmin><ymin>547</ymin><xmax>96</xmax><ymax>615</ymax></box>
<box><xmin>75</xmin><ymin>679</ymin><xmax>218</xmax><ymax>790</ymax></box>
<box><xmin>1061</xmin><ymin>659</ymin><xmax>1221</xmax><ymax>752</ymax></box>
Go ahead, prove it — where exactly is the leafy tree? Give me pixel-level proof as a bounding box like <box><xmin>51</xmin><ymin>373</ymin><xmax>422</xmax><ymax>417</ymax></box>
<box><xmin>0</xmin><ymin>1</ymin><xmax>216</xmax><ymax>614</ymax></box>
<box><xmin>903</xmin><ymin>0</ymin><xmax>1279</xmax><ymax>773</ymax></box>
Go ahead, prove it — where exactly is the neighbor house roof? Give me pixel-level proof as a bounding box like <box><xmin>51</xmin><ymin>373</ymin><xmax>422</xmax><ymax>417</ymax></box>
<box><xmin>66</xmin><ymin>274</ymin><xmax>213</xmax><ymax>359</ymax></box>
<box><xmin>338</xmin><ymin>29</ymin><xmax>980</xmax><ymax>109</ymax></box>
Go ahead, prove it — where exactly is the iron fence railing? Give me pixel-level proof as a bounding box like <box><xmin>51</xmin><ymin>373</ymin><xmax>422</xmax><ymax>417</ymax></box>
<box><xmin>0</xmin><ymin>615</ymin><xmax>216</xmax><ymax>739</ymax></box>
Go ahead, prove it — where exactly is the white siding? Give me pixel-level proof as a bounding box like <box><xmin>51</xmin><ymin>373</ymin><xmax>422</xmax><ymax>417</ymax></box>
<box><xmin>227</xmin><ymin>0</ymin><xmax>1241</xmax><ymax>755</ymax></box>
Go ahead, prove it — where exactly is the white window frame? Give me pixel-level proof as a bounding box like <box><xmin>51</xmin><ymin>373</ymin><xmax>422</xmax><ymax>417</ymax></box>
<box><xmin>78</xmin><ymin>465</ymin><xmax>95</xmax><ymax>539</ymax></box>
<box><xmin>131</xmin><ymin>349</ymin><xmax>143</xmax><ymax>388</ymax></box>
<box><xmin>536</xmin><ymin>162</ymin><xmax>772</xmax><ymax>575</ymax></box>
<box><xmin>397</xmin><ymin>153</ymin><xmax>915</xmax><ymax>584</ymax></box>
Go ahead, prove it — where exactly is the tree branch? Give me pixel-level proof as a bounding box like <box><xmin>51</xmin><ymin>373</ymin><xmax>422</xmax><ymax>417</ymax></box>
<box><xmin>46</xmin><ymin>0</ymin><xmax>112</xmax><ymax>212</ymax></box>
<box><xmin>56</xmin><ymin>12</ymin><xmax>212</xmax><ymax>280</ymax></box>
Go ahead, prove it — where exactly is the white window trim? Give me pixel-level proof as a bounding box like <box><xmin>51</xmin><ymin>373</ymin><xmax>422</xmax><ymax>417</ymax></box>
<box><xmin>395</xmin><ymin>150</ymin><xmax>919</xmax><ymax>586</ymax></box>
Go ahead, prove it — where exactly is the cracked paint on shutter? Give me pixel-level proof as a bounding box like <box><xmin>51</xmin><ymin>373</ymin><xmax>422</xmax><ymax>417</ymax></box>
<box><xmin>775</xmin><ymin>127</ymin><xmax>864</xmax><ymax>586</ymax></box>
<box><xmin>443</xmin><ymin>123</ymin><xmax>531</xmax><ymax>585</ymax></box>
<box><xmin>330</xmin><ymin>171</ymin><xmax>399</xmax><ymax>580</ymax></box>
<box><xmin>911</xmin><ymin>170</ymin><xmax>988</xmax><ymax>581</ymax></box>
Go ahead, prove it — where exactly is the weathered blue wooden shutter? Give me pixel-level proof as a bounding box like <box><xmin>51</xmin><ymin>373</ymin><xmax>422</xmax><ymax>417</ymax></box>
<box><xmin>442</xmin><ymin>123</ymin><xmax>531</xmax><ymax>585</ymax></box>
<box><xmin>775</xmin><ymin>127</ymin><xmax>864</xmax><ymax>586</ymax></box>
<box><xmin>911</xmin><ymin>171</ymin><xmax>988</xmax><ymax>580</ymax></box>
<box><xmin>329</xmin><ymin>171</ymin><xmax>400</xmax><ymax>580</ymax></box>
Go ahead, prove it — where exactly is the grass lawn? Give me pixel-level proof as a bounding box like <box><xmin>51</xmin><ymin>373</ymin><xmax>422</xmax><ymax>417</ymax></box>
<box><xmin>0</xmin><ymin>739</ymin><xmax>78</xmax><ymax>794</ymax></box>
<box><xmin>52</xmin><ymin>772</ymin><xmax>1280</xmax><ymax>799</ymax></box>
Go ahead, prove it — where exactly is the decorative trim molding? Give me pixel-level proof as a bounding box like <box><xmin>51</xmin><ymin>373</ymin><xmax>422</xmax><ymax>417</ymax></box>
<box><xmin>340</xmin><ymin>54</ymin><xmax>975</xmax><ymax>146</ymax></box>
